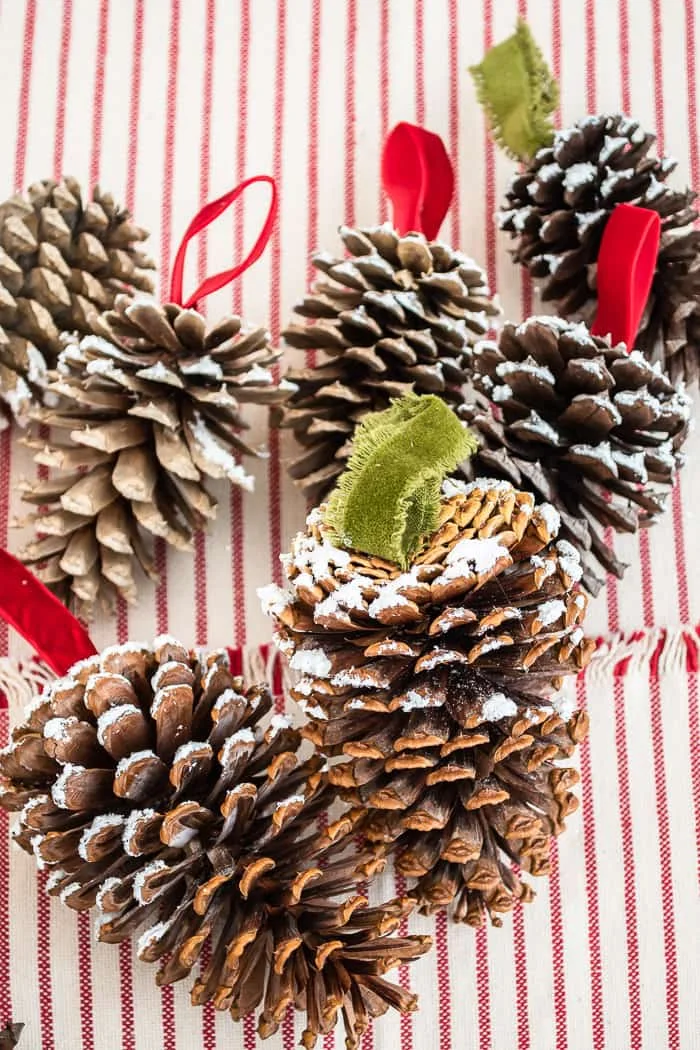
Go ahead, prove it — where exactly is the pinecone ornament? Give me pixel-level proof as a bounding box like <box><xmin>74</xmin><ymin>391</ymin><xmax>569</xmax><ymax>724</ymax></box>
<box><xmin>19</xmin><ymin>294</ymin><xmax>292</xmax><ymax>613</ymax></box>
<box><xmin>0</xmin><ymin>638</ymin><xmax>430</xmax><ymax>1047</ymax></box>
<box><xmin>278</xmin><ymin>224</ymin><xmax>500</xmax><ymax>503</ymax></box>
<box><xmin>498</xmin><ymin>114</ymin><xmax>700</xmax><ymax>384</ymax></box>
<box><xmin>0</xmin><ymin>177</ymin><xmax>154</xmax><ymax>426</ymax></box>
<box><xmin>263</xmin><ymin>478</ymin><xmax>594</xmax><ymax>924</ymax></box>
<box><xmin>461</xmin><ymin>316</ymin><xmax>691</xmax><ymax>595</ymax></box>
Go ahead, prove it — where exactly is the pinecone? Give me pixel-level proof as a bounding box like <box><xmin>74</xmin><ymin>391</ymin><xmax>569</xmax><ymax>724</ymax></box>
<box><xmin>0</xmin><ymin>1025</ymin><xmax>23</xmax><ymax>1050</ymax></box>
<box><xmin>461</xmin><ymin>316</ymin><xmax>691</xmax><ymax>595</ymax></box>
<box><xmin>18</xmin><ymin>295</ymin><xmax>292</xmax><ymax>614</ymax></box>
<box><xmin>262</xmin><ymin>478</ymin><xmax>594</xmax><ymax>924</ymax></box>
<box><xmin>278</xmin><ymin>224</ymin><xmax>500</xmax><ymax>504</ymax></box>
<box><xmin>498</xmin><ymin>113</ymin><xmax>700</xmax><ymax>384</ymax></box>
<box><xmin>0</xmin><ymin>637</ymin><xmax>430</xmax><ymax>1047</ymax></box>
<box><xmin>0</xmin><ymin>177</ymin><xmax>154</xmax><ymax>426</ymax></box>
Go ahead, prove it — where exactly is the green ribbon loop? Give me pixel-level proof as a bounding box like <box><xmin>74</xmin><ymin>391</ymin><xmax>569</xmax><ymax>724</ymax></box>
<box><xmin>469</xmin><ymin>18</ymin><xmax>559</xmax><ymax>162</ymax></box>
<box><xmin>324</xmin><ymin>394</ymin><xmax>478</xmax><ymax>569</ymax></box>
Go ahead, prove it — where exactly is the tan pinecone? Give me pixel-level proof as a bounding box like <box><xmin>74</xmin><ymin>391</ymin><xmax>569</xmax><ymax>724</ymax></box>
<box><xmin>461</xmin><ymin>316</ymin><xmax>691</xmax><ymax>595</ymax></box>
<box><xmin>277</xmin><ymin>224</ymin><xmax>500</xmax><ymax>503</ymax></box>
<box><xmin>0</xmin><ymin>1024</ymin><xmax>23</xmax><ymax>1049</ymax></box>
<box><xmin>19</xmin><ymin>295</ymin><xmax>293</xmax><ymax>614</ymax></box>
<box><xmin>498</xmin><ymin>113</ymin><xmax>700</xmax><ymax>384</ymax></box>
<box><xmin>262</xmin><ymin>478</ymin><xmax>594</xmax><ymax>924</ymax></box>
<box><xmin>0</xmin><ymin>638</ymin><xmax>430</xmax><ymax>1048</ymax></box>
<box><xmin>0</xmin><ymin>177</ymin><xmax>154</xmax><ymax>426</ymax></box>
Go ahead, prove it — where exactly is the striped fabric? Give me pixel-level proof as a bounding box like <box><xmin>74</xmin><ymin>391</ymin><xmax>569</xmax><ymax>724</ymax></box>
<box><xmin>0</xmin><ymin>1</ymin><xmax>698</xmax><ymax>1047</ymax></box>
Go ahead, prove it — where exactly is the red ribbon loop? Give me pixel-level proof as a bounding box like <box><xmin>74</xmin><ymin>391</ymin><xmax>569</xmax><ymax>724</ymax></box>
<box><xmin>0</xmin><ymin>551</ymin><xmax>97</xmax><ymax>676</ymax></box>
<box><xmin>169</xmin><ymin>174</ymin><xmax>278</xmax><ymax>310</ymax></box>
<box><xmin>381</xmin><ymin>123</ymin><xmax>454</xmax><ymax>239</ymax></box>
<box><xmin>591</xmin><ymin>203</ymin><xmax>661</xmax><ymax>351</ymax></box>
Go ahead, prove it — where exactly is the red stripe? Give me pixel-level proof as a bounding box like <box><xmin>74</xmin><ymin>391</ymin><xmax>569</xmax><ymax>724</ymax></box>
<box><xmin>577</xmin><ymin>676</ymin><xmax>604</xmax><ymax>1049</ymax></box>
<box><xmin>125</xmin><ymin>0</ymin><xmax>145</xmax><ymax>213</ymax></box>
<box><xmin>447</xmin><ymin>0</ymin><xmax>459</xmax><ymax>246</ymax></box>
<box><xmin>77</xmin><ymin>912</ymin><xmax>95</xmax><ymax>1050</ymax></box>
<box><xmin>53</xmin><ymin>0</ymin><xmax>73</xmax><ymax>176</ymax></box>
<box><xmin>36</xmin><ymin>873</ymin><xmax>55</xmax><ymax>1050</ymax></box>
<box><xmin>379</xmin><ymin>0</ymin><xmax>390</xmax><ymax>218</ymax></box>
<box><xmin>308</xmin><ymin>0</ymin><xmax>321</xmax><ymax>287</ymax></box>
<box><xmin>474</xmin><ymin>925</ymin><xmax>491</xmax><ymax>1048</ymax></box>
<box><xmin>685</xmin><ymin>0</ymin><xmax>699</xmax><ymax>189</ymax></box>
<box><xmin>512</xmin><ymin>892</ymin><xmax>530</xmax><ymax>1049</ymax></box>
<box><xmin>548</xmin><ymin>840</ymin><xmax>568</xmax><ymax>1049</ymax></box>
<box><xmin>614</xmin><ymin>677</ymin><xmax>642</xmax><ymax>1045</ymax></box>
<box><xmin>390</xmin><ymin>875</ymin><xmax>413</xmax><ymax>1050</ymax></box>
<box><xmin>0</xmin><ymin>713</ymin><xmax>11</xmax><ymax>1026</ymax></box>
<box><xmin>618</xmin><ymin>0</ymin><xmax>631</xmax><ymax>113</ymax></box>
<box><xmin>88</xmin><ymin>0</ymin><xmax>109</xmax><ymax>187</ymax></box>
<box><xmin>688</xmin><ymin>674</ymin><xmax>700</xmax><ymax>889</ymax></box>
<box><xmin>230</xmin><ymin>0</ymin><xmax>251</xmax><ymax>648</ymax></box>
<box><xmin>585</xmin><ymin>0</ymin><xmax>596</xmax><ymax>113</ymax></box>
<box><xmin>414</xmin><ymin>0</ymin><xmax>425</xmax><ymax>125</ymax></box>
<box><xmin>344</xmin><ymin>0</ymin><xmax>358</xmax><ymax>226</ymax></box>
<box><xmin>433</xmin><ymin>910</ymin><xmax>451</xmax><ymax>1050</ymax></box>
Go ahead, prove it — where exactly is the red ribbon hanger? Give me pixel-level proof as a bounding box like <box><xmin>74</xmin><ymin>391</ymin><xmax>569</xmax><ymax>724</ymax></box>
<box><xmin>381</xmin><ymin>123</ymin><xmax>454</xmax><ymax>239</ymax></box>
<box><xmin>591</xmin><ymin>203</ymin><xmax>661</xmax><ymax>351</ymax></box>
<box><xmin>169</xmin><ymin>174</ymin><xmax>278</xmax><ymax>310</ymax></box>
<box><xmin>0</xmin><ymin>550</ymin><xmax>97</xmax><ymax>676</ymax></box>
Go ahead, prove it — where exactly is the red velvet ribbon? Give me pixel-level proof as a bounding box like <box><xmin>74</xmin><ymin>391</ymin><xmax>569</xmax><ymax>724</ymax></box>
<box><xmin>0</xmin><ymin>550</ymin><xmax>97</xmax><ymax>676</ymax></box>
<box><xmin>169</xmin><ymin>174</ymin><xmax>278</xmax><ymax>309</ymax></box>
<box><xmin>591</xmin><ymin>203</ymin><xmax>661</xmax><ymax>351</ymax></box>
<box><xmin>381</xmin><ymin>122</ymin><xmax>454</xmax><ymax>239</ymax></box>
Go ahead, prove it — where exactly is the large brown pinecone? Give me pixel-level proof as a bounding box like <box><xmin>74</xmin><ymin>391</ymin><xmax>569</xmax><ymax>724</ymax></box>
<box><xmin>277</xmin><ymin>224</ymin><xmax>500</xmax><ymax>503</ymax></box>
<box><xmin>461</xmin><ymin>316</ymin><xmax>691</xmax><ymax>595</ymax></box>
<box><xmin>498</xmin><ymin>114</ymin><xmax>700</xmax><ymax>384</ymax></box>
<box><xmin>0</xmin><ymin>638</ymin><xmax>430</xmax><ymax>1048</ymax></box>
<box><xmin>0</xmin><ymin>177</ymin><xmax>154</xmax><ymax>426</ymax></box>
<box><xmin>19</xmin><ymin>295</ymin><xmax>292</xmax><ymax>614</ymax></box>
<box><xmin>262</xmin><ymin>479</ymin><xmax>594</xmax><ymax>924</ymax></box>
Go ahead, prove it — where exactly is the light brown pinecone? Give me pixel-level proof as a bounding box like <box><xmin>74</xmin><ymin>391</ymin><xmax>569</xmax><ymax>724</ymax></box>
<box><xmin>498</xmin><ymin>113</ymin><xmax>700</xmax><ymax>384</ymax></box>
<box><xmin>0</xmin><ymin>638</ymin><xmax>430</xmax><ymax>1048</ymax></box>
<box><xmin>19</xmin><ymin>295</ymin><xmax>293</xmax><ymax>614</ymax></box>
<box><xmin>461</xmin><ymin>316</ymin><xmax>691</xmax><ymax>595</ymax></box>
<box><xmin>0</xmin><ymin>177</ymin><xmax>154</xmax><ymax>426</ymax></box>
<box><xmin>262</xmin><ymin>479</ymin><xmax>594</xmax><ymax>924</ymax></box>
<box><xmin>277</xmin><ymin>224</ymin><xmax>500</xmax><ymax>503</ymax></box>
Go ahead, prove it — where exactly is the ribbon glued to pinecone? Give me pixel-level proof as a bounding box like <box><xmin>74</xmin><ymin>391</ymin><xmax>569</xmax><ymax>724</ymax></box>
<box><xmin>0</xmin><ymin>177</ymin><xmax>155</xmax><ymax>428</ymax></box>
<box><xmin>17</xmin><ymin>177</ymin><xmax>295</xmax><ymax>615</ymax></box>
<box><xmin>471</xmin><ymin>19</ymin><xmax>700</xmax><ymax>384</ymax></box>
<box><xmin>263</xmin><ymin>393</ymin><xmax>594</xmax><ymax>925</ymax></box>
<box><xmin>277</xmin><ymin>123</ymin><xmax>500</xmax><ymax>505</ymax></box>
<box><xmin>460</xmin><ymin>315</ymin><xmax>691</xmax><ymax>594</ymax></box>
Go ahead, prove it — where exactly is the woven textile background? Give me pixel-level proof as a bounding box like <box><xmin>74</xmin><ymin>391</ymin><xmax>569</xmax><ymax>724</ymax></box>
<box><xmin>1</xmin><ymin>1</ymin><xmax>699</xmax><ymax>1048</ymax></box>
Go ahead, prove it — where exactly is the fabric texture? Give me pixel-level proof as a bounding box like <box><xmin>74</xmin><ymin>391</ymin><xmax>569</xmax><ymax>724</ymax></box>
<box><xmin>0</xmin><ymin>1</ymin><xmax>698</xmax><ymax>1048</ymax></box>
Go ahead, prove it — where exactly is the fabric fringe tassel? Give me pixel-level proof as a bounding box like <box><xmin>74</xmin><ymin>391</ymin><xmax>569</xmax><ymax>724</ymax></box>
<box><xmin>586</xmin><ymin>624</ymin><xmax>700</xmax><ymax>682</ymax></box>
<box><xmin>0</xmin><ymin>658</ymin><xmax>55</xmax><ymax>711</ymax></box>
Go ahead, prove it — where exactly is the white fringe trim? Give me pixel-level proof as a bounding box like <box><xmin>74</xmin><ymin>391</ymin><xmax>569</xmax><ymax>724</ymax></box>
<box><xmin>0</xmin><ymin>658</ymin><xmax>55</xmax><ymax>711</ymax></box>
<box><xmin>586</xmin><ymin>625</ymin><xmax>699</xmax><ymax>682</ymax></box>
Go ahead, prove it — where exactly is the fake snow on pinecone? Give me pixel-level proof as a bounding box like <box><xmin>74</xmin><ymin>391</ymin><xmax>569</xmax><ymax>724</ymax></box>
<box><xmin>0</xmin><ymin>638</ymin><xmax>430</xmax><ymax>1047</ymax></box>
<box><xmin>0</xmin><ymin>177</ymin><xmax>154</xmax><ymax>427</ymax></box>
<box><xmin>19</xmin><ymin>295</ymin><xmax>293</xmax><ymax>614</ymax></box>
<box><xmin>461</xmin><ymin>316</ymin><xmax>691</xmax><ymax>595</ymax></box>
<box><xmin>262</xmin><ymin>478</ymin><xmax>593</xmax><ymax>925</ymax></box>
<box><xmin>278</xmin><ymin>224</ymin><xmax>500</xmax><ymax>503</ymax></box>
<box><xmin>498</xmin><ymin>113</ymin><xmax>700</xmax><ymax>384</ymax></box>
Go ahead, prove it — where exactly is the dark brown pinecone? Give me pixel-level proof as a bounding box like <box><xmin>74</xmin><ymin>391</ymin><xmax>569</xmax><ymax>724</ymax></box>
<box><xmin>0</xmin><ymin>177</ymin><xmax>154</xmax><ymax>426</ymax></box>
<box><xmin>0</xmin><ymin>638</ymin><xmax>430</xmax><ymax>1048</ymax></box>
<box><xmin>278</xmin><ymin>224</ymin><xmax>500</xmax><ymax>503</ymax></box>
<box><xmin>498</xmin><ymin>113</ymin><xmax>700</xmax><ymax>384</ymax></box>
<box><xmin>461</xmin><ymin>316</ymin><xmax>691</xmax><ymax>595</ymax></box>
<box><xmin>262</xmin><ymin>479</ymin><xmax>594</xmax><ymax>924</ymax></box>
<box><xmin>18</xmin><ymin>295</ymin><xmax>293</xmax><ymax>614</ymax></box>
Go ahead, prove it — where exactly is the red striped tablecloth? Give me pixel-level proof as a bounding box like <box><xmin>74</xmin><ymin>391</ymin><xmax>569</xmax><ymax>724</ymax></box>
<box><xmin>0</xmin><ymin>1</ymin><xmax>698</xmax><ymax>1048</ymax></box>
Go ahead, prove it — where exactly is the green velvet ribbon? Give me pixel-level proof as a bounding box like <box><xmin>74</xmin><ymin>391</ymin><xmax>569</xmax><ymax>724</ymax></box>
<box><xmin>469</xmin><ymin>18</ymin><xmax>559</xmax><ymax>162</ymax></box>
<box><xmin>324</xmin><ymin>394</ymin><xmax>478</xmax><ymax>569</ymax></box>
